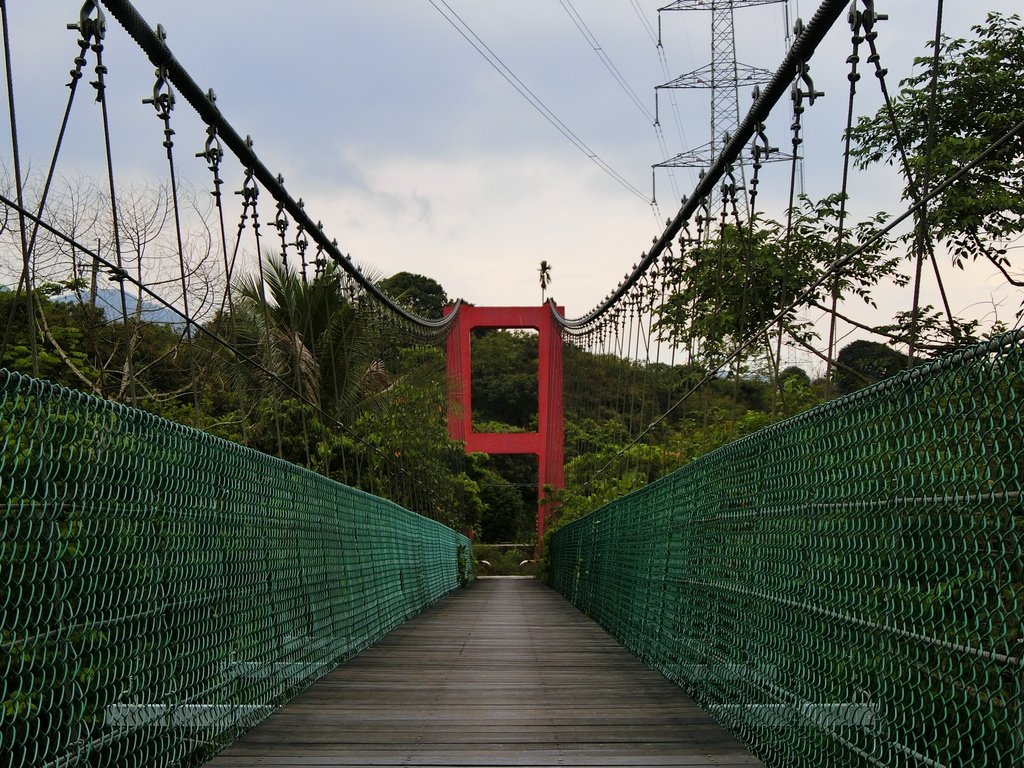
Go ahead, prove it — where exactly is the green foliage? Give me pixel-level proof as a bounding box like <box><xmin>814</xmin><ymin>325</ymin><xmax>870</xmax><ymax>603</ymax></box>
<box><xmin>659</xmin><ymin>220</ymin><xmax>809</xmax><ymax>361</ymax></box>
<box><xmin>780</xmin><ymin>365</ymin><xmax>810</xmax><ymax>387</ymax></box>
<box><xmin>0</xmin><ymin>287</ymin><xmax>98</xmax><ymax>386</ymax></box>
<box><xmin>873</xmin><ymin>305</ymin><xmax>981</xmax><ymax>355</ymax></box>
<box><xmin>232</xmin><ymin>257</ymin><xmax>372</xmax><ymax>418</ymax></box>
<box><xmin>835</xmin><ymin>340</ymin><xmax>910</xmax><ymax>395</ymax></box>
<box><xmin>467</xmin><ymin>455</ymin><xmax>530</xmax><ymax>543</ymax></box>
<box><xmin>378</xmin><ymin>271</ymin><xmax>449</xmax><ymax>319</ymax></box>
<box><xmin>470</xmin><ymin>329</ymin><xmax>538</xmax><ymax>429</ymax></box>
<box><xmin>549</xmin><ymin>386</ymin><xmax>786</xmax><ymax>541</ymax></box>
<box><xmin>473</xmin><ymin>543</ymin><xmax>535</xmax><ymax>576</ymax></box>
<box><xmin>849</xmin><ymin>12</ymin><xmax>1024</xmax><ymax>272</ymax></box>
<box><xmin>657</xmin><ymin>197</ymin><xmax>897</xmax><ymax>367</ymax></box>
<box><xmin>349</xmin><ymin>364</ymin><xmax>482</xmax><ymax>529</ymax></box>
<box><xmin>456</xmin><ymin>544</ymin><xmax>471</xmax><ymax>587</ymax></box>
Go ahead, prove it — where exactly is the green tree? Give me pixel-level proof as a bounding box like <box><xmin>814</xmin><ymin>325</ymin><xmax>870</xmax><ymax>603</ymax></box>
<box><xmin>231</xmin><ymin>258</ymin><xmax>476</xmax><ymax>516</ymax></box>
<box><xmin>780</xmin><ymin>365</ymin><xmax>810</xmax><ymax>388</ymax></box>
<box><xmin>0</xmin><ymin>285</ymin><xmax>99</xmax><ymax>390</ymax></box>
<box><xmin>466</xmin><ymin>455</ymin><xmax>529</xmax><ymax>543</ymax></box>
<box><xmin>849</xmin><ymin>13</ymin><xmax>1024</xmax><ymax>278</ymax></box>
<box><xmin>232</xmin><ymin>255</ymin><xmax>378</xmax><ymax>423</ymax></box>
<box><xmin>470</xmin><ymin>330</ymin><xmax>538</xmax><ymax>429</ymax></box>
<box><xmin>873</xmin><ymin>306</ymin><xmax>981</xmax><ymax>358</ymax></box>
<box><xmin>346</xmin><ymin>353</ymin><xmax>483</xmax><ymax>530</ymax></box>
<box><xmin>834</xmin><ymin>339</ymin><xmax>910</xmax><ymax>395</ymax></box>
<box><xmin>378</xmin><ymin>271</ymin><xmax>449</xmax><ymax>319</ymax></box>
<box><xmin>657</xmin><ymin>197</ymin><xmax>897</xmax><ymax>376</ymax></box>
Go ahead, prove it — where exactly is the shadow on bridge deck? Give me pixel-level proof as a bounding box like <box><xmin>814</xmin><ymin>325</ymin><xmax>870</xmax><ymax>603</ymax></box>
<box><xmin>206</xmin><ymin>577</ymin><xmax>761</xmax><ymax>767</ymax></box>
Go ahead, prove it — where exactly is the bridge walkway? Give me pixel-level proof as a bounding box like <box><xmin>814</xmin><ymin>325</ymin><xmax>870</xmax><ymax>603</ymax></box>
<box><xmin>206</xmin><ymin>577</ymin><xmax>762</xmax><ymax>767</ymax></box>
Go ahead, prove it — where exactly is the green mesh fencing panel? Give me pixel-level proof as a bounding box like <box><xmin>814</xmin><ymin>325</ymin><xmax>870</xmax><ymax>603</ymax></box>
<box><xmin>549</xmin><ymin>331</ymin><xmax>1023</xmax><ymax>768</ymax></box>
<box><xmin>0</xmin><ymin>370</ymin><xmax>473</xmax><ymax>768</ymax></box>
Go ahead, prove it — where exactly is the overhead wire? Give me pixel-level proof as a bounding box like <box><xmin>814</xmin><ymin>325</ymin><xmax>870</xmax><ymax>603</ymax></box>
<box><xmin>556</xmin><ymin>0</ymin><xmax>678</xmax><ymax>208</ymax></box>
<box><xmin>558</xmin><ymin>0</ymin><xmax>655</xmax><ymax>124</ymax></box>
<box><xmin>618</xmin><ymin>0</ymin><xmax>692</xmax><ymax>203</ymax></box>
<box><xmin>424</xmin><ymin>0</ymin><xmax>653</xmax><ymax>207</ymax></box>
<box><xmin>908</xmin><ymin>0</ymin><xmax>945</xmax><ymax>363</ymax></box>
<box><xmin>554</xmin><ymin>0</ymin><xmax>851</xmax><ymax>331</ymax></box>
<box><xmin>0</xmin><ymin>0</ymin><xmax>37</xmax><ymax>377</ymax></box>
<box><xmin>0</xmin><ymin>10</ymin><xmax>100</xmax><ymax>369</ymax></box>
<box><xmin>0</xmin><ymin>189</ymin><xmax>455</xmax><ymax>522</ymax></box>
<box><xmin>650</xmin><ymin>3</ymin><xmax>694</xmax><ymax>198</ymax></box>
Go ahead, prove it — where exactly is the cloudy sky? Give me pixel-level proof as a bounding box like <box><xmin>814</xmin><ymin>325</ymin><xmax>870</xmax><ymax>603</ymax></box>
<box><xmin>5</xmin><ymin>1</ymin><xmax>1021</xmax><ymax>339</ymax></box>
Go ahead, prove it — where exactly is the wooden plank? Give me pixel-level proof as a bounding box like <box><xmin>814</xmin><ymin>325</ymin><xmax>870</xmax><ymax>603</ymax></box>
<box><xmin>205</xmin><ymin>578</ymin><xmax>763</xmax><ymax>767</ymax></box>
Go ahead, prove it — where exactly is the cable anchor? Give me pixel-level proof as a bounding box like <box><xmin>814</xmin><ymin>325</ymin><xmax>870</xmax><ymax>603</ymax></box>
<box><xmin>272</xmin><ymin>180</ymin><xmax>290</xmax><ymax>268</ymax></box>
<box><xmin>858</xmin><ymin>0</ymin><xmax>888</xmax><ymax>36</ymax></box>
<box><xmin>106</xmin><ymin>264</ymin><xmax>129</xmax><ymax>283</ymax></box>
<box><xmin>67</xmin><ymin>0</ymin><xmax>105</xmax><ymax>44</ymax></box>
<box><xmin>236</xmin><ymin>161</ymin><xmax>259</xmax><ymax>209</ymax></box>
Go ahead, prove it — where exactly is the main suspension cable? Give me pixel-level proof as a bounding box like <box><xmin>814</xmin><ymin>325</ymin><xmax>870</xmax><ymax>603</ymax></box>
<box><xmin>96</xmin><ymin>0</ymin><xmax>459</xmax><ymax>333</ymax></box>
<box><xmin>553</xmin><ymin>0</ymin><xmax>850</xmax><ymax>331</ymax></box>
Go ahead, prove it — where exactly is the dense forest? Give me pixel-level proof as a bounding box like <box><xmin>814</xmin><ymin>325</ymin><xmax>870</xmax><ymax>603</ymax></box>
<box><xmin>0</xmin><ymin>265</ymin><xmax>955</xmax><ymax>547</ymax></box>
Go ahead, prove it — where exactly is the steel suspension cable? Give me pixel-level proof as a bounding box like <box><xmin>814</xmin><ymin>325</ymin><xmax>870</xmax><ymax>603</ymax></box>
<box><xmin>0</xmin><ymin>189</ymin><xmax>456</xmax><ymax>522</ymax></box>
<box><xmin>145</xmin><ymin>58</ymin><xmax>201</xmax><ymax>423</ymax></box>
<box><xmin>244</xmin><ymin>165</ymin><xmax>286</xmax><ymax>457</ymax></box>
<box><xmin>861</xmin><ymin>10</ymin><xmax>959</xmax><ymax>336</ymax></box>
<box><xmin>96</xmin><ymin>0</ymin><xmax>458</xmax><ymax>333</ymax></box>
<box><xmin>820</xmin><ymin>4</ymin><xmax>867</xmax><ymax>380</ymax></box>
<box><xmin>0</xmin><ymin>6</ymin><xmax>99</xmax><ymax>367</ymax></box>
<box><xmin>198</xmin><ymin>114</ymin><xmax>248</xmax><ymax>440</ymax></box>
<box><xmin>908</xmin><ymin>0</ymin><xmax>945</xmax><ymax>363</ymax></box>
<box><xmin>90</xmin><ymin>22</ymin><xmax>136</xmax><ymax>403</ymax></box>
<box><xmin>0</xmin><ymin>0</ymin><xmax>37</xmax><ymax>376</ymax></box>
<box><xmin>553</xmin><ymin>0</ymin><xmax>850</xmax><ymax>332</ymax></box>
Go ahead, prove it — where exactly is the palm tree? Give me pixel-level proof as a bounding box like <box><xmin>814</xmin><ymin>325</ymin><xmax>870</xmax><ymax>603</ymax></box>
<box><xmin>538</xmin><ymin>260</ymin><xmax>552</xmax><ymax>303</ymax></box>
<box><xmin>231</xmin><ymin>252</ymin><xmax>456</xmax><ymax>433</ymax></box>
<box><xmin>227</xmin><ymin>253</ymin><xmax>471</xmax><ymax>515</ymax></box>
<box><xmin>232</xmin><ymin>254</ymin><xmax>378</xmax><ymax>422</ymax></box>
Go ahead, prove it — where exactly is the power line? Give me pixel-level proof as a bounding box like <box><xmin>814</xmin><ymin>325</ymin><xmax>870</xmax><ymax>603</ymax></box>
<box><xmin>557</xmin><ymin>0</ymin><xmax>681</xmax><ymax>203</ymax></box>
<box><xmin>624</xmin><ymin>0</ymin><xmax>693</xmax><ymax>199</ymax></box>
<box><xmin>425</xmin><ymin>0</ymin><xmax>652</xmax><ymax>206</ymax></box>
<box><xmin>627</xmin><ymin>0</ymin><xmax>659</xmax><ymax>45</ymax></box>
<box><xmin>558</xmin><ymin>0</ymin><xmax>655</xmax><ymax>124</ymax></box>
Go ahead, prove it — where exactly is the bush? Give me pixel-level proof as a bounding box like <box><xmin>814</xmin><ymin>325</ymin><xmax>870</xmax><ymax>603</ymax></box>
<box><xmin>472</xmin><ymin>544</ymin><xmax>536</xmax><ymax>576</ymax></box>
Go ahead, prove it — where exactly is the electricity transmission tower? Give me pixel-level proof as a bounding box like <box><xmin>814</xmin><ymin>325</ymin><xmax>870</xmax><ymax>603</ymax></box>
<box><xmin>654</xmin><ymin>0</ymin><xmax>788</xmax><ymax>198</ymax></box>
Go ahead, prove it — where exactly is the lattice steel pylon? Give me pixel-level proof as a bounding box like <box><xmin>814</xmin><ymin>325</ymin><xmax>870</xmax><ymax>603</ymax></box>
<box><xmin>654</xmin><ymin>1</ymin><xmax>786</xmax><ymax>197</ymax></box>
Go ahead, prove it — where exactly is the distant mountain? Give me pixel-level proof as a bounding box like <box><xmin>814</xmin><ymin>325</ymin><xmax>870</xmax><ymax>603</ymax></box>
<box><xmin>55</xmin><ymin>288</ymin><xmax>184</xmax><ymax>326</ymax></box>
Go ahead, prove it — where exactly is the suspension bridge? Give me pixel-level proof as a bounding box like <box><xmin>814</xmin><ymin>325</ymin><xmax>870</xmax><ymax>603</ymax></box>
<box><xmin>2</xmin><ymin>1</ymin><xmax>1022</xmax><ymax>767</ymax></box>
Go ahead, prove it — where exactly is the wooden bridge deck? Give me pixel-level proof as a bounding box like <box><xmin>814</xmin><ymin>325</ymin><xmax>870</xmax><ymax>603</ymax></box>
<box><xmin>207</xmin><ymin>577</ymin><xmax>762</xmax><ymax>767</ymax></box>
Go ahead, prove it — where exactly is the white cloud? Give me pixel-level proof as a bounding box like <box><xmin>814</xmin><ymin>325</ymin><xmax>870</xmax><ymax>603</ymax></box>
<box><xmin>296</xmin><ymin>147</ymin><xmax>661</xmax><ymax>313</ymax></box>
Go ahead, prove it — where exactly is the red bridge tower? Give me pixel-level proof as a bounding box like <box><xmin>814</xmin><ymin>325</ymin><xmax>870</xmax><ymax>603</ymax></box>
<box><xmin>445</xmin><ymin>305</ymin><xmax>564</xmax><ymax>554</ymax></box>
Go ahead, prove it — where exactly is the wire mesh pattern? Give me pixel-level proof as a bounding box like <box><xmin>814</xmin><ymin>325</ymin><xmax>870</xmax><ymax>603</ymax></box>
<box><xmin>549</xmin><ymin>331</ymin><xmax>1024</xmax><ymax>768</ymax></box>
<box><xmin>1</xmin><ymin>369</ymin><xmax>472</xmax><ymax>768</ymax></box>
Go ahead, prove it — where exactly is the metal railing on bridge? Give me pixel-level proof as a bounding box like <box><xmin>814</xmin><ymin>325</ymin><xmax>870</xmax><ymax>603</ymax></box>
<box><xmin>1</xmin><ymin>370</ymin><xmax>472</xmax><ymax>768</ymax></box>
<box><xmin>549</xmin><ymin>331</ymin><xmax>1023</xmax><ymax>768</ymax></box>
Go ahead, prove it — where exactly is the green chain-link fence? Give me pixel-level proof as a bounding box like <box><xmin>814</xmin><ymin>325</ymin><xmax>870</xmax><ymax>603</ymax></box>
<box><xmin>1</xmin><ymin>370</ymin><xmax>472</xmax><ymax>768</ymax></box>
<box><xmin>549</xmin><ymin>331</ymin><xmax>1023</xmax><ymax>767</ymax></box>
